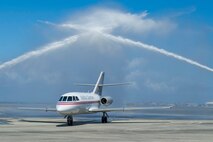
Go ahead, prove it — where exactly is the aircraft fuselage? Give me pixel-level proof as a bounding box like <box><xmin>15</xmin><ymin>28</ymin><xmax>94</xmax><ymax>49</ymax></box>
<box><xmin>56</xmin><ymin>92</ymin><xmax>101</xmax><ymax>115</ymax></box>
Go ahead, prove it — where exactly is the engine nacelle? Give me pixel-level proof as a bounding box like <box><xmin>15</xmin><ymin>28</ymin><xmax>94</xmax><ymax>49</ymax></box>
<box><xmin>100</xmin><ymin>96</ymin><xmax>113</xmax><ymax>106</ymax></box>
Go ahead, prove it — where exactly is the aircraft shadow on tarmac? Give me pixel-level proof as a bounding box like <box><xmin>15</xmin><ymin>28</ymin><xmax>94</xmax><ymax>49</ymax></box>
<box><xmin>111</xmin><ymin>121</ymin><xmax>171</xmax><ymax>124</ymax></box>
<box><xmin>19</xmin><ymin>118</ymin><xmax>171</xmax><ymax>127</ymax></box>
<box><xmin>19</xmin><ymin>119</ymin><xmax>100</xmax><ymax>127</ymax></box>
<box><xmin>56</xmin><ymin>120</ymin><xmax>100</xmax><ymax>127</ymax></box>
<box><xmin>20</xmin><ymin>119</ymin><xmax>64</xmax><ymax>124</ymax></box>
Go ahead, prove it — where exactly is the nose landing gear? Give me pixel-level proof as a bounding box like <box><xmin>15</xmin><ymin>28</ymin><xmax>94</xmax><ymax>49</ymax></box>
<box><xmin>101</xmin><ymin>112</ymin><xmax>108</xmax><ymax>123</ymax></box>
<box><xmin>67</xmin><ymin>115</ymin><xmax>73</xmax><ymax>126</ymax></box>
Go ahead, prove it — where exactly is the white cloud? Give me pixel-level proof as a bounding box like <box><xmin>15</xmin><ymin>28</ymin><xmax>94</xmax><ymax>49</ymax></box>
<box><xmin>124</xmin><ymin>70</ymin><xmax>143</xmax><ymax>90</ymax></box>
<box><xmin>168</xmin><ymin>6</ymin><xmax>196</xmax><ymax>18</ymax></box>
<box><xmin>54</xmin><ymin>8</ymin><xmax>176</xmax><ymax>35</ymax></box>
<box><xmin>144</xmin><ymin>79</ymin><xmax>175</xmax><ymax>93</ymax></box>
<box><xmin>127</xmin><ymin>58</ymin><xmax>146</xmax><ymax>69</ymax></box>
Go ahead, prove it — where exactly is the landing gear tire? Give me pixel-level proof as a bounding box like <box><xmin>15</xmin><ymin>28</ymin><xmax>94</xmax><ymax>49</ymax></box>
<box><xmin>67</xmin><ymin>116</ymin><xmax>73</xmax><ymax>126</ymax></box>
<box><xmin>101</xmin><ymin>116</ymin><xmax>107</xmax><ymax>123</ymax></box>
<box><xmin>101</xmin><ymin>112</ymin><xmax>108</xmax><ymax>123</ymax></box>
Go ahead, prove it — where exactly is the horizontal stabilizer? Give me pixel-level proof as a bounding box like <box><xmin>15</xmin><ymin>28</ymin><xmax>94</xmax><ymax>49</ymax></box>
<box><xmin>89</xmin><ymin>106</ymin><xmax>173</xmax><ymax>112</ymax></box>
<box><xmin>75</xmin><ymin>82</ymin><xmax>133</xmax><ymax>87</ymax></box>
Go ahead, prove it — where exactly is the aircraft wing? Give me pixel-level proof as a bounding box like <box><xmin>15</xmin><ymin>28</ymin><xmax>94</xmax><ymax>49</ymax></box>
<box><xmin>89</xmin><ymin>106</ymin><xmax>172</xmax><ymax>112</ymax></box>
<box><xmin>18</xmin><ymin>107</ymin><xmax>57</xmax><ymax>112</ymax></box>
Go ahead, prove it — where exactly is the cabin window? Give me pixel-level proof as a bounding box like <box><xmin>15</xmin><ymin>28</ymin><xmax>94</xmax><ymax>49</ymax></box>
<box><xmin>59</xmin><ymin>97</ymin><xmax>63</xmax><ymax>101</ymax></box>
<box><xmin>67</xmin><ymin>96</ymin><xmax>72</xmax><ymax>101</ymax></box>
<box><xmin>73</xmin><ymin>96</ymin><xmax>76</xmax><ymax>101</ymax></box>
<box><xmin>62</xmin><ymin>96</ymin><xmax>67</xmax><ymax>101</ymax></box>
<box><xmin>76</xmin><ymin>96</ymin><xmax>79</xmax><ymax>101</ymax></box>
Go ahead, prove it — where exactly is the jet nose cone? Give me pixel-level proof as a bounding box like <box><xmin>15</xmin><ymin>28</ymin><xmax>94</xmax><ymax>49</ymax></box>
<box><xmin>56</xmin><ymin>104</ymin><xmax>65</xmax><ymax>112</ymax></box>
<box><xmin>56</xmin><ymin>103</ymin><xmax>73</xmax><ymax>115</ymax></box>
<box><xmin>56</xmin><ymin>105</ymin><xmax>62</xmax><ymax>112</ymax></box>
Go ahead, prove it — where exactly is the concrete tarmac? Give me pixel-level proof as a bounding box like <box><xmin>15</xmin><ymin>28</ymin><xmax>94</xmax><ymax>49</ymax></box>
<box><xmin>1</xmin><ymin>118</ymin><xmax>213</xmax><ymax>142</ymax></box>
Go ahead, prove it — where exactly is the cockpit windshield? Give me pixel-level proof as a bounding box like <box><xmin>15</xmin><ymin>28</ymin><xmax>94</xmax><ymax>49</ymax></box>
<box><xmin>59</xmin><ymin>96</ymin><xmax>63</xmax><ymax>101</ymax></box>
<box><xmin>67</xmin><ymin>96</ymin><xmax>72</xmax><ymax>101</ymax></box>
<box><xmin>62</xmin><ymin>96</ymin><xmax>67</xmax><ymax>101</ymax></box>
<box><xmin>58</xmin><ymin>96</ymin><xmax>80</xmax><ymax>102</ymax></box>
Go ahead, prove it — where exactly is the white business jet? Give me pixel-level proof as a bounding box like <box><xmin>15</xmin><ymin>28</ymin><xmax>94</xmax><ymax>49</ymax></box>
<box><xmin>20</xmin><ymin>71</ymin><xmax>171</xmax><ymax>126</ymax></box>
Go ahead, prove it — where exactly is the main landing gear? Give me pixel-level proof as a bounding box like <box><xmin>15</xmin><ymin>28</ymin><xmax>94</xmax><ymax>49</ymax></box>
<box><xmin>67</xmin><ymin>116</ymin><xmax>73</xmax><ymax>126</ymax></box>
<box><xmin>66</xmin><ymin>113</ymin><xmax>109</xmax><ymax>125</ymax></box>
<box><xmin>101</xmin><ymin>112</ymin><xmax>108</xmax><ymax>123</ymax></box>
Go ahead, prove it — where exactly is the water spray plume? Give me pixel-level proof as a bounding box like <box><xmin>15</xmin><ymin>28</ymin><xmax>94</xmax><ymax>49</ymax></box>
<box><xmin>1</xmin><ymin>15</ymin><xmax>213</xmax><ymax>73</ymax></box>
<box><xmin>0</xmin><ymin>35</ymin><xmax>79</xmax><ymax>70</ymax></box>
<box><xmin>103</xmin><ymin>33</ymin><xmax>213</xmax><ymax>72</ymax></box>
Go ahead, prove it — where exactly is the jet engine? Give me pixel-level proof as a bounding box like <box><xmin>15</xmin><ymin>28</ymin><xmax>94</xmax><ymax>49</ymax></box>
<box><xmin>100</xmin><ymin>96</ymin><xmax>113</xmax><ymax>106</ymax></box>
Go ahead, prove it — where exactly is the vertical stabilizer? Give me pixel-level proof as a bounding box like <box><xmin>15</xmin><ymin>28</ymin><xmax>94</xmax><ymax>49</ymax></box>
<box><xmin>92</xmin><ymin>72</ymin><xmax>104</xmax><ymax>96</ymax></box>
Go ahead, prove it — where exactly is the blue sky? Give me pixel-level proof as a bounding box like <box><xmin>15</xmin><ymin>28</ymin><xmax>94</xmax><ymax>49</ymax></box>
<box><xmin>1</xmin><ymin>0</ymin><xmax>213</xmax><ymax>61</ymax></box>
<box><xmin>0</xmin><ymin>0</ymin><xmax>213</xmax><ymax>104</ymax></box>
